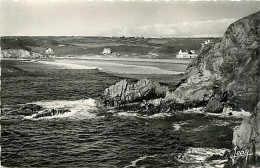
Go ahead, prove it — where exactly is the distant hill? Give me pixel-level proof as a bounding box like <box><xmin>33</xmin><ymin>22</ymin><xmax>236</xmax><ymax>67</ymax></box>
<box><xmin>1</xmin><ymin>36</ymin><xmax>220</xmax><ymax>59</ymax></box>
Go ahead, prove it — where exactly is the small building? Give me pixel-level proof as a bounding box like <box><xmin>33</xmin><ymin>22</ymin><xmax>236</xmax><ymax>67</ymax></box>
<box><xmin>102</xmin><ymin>48</ymin><xmax>112</xmax><ymax>55</ymax></box>
<box><xmin>204</xmin><ymin>40</ymin><xmax>211</xmax><ymax>45</ymax></box>
<box><xmin>46</xmin><ymin>47</ymin><xmax>55</xmax><ymax>55</ymax></box>
<box><xmin>200</xmin><ymin>40</ymin><xmax>211</xmax><ymax>51</ymax></box>
<box><xmin>176</xmin><ymin>50</ymin><xmax>198</xmax><ymax>58</ymax></box>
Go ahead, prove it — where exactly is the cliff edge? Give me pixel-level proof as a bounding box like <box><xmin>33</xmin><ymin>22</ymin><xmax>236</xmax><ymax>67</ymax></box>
<box><xmin>167</xmin><ymin>11</ymin><xmax>260</xmax><ymax>165</ymax></box>
<box><xmin>161</xmin><ymin>11</ymin><xmax>260</xmax><ymax>113</ymax></box>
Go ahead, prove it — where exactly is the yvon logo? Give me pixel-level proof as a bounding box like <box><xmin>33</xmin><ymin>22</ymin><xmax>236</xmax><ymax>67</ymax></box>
<box><xmin>230</xmin><ymin>146</ymin><xmax>253</xmax><ymax>165</ymax></box>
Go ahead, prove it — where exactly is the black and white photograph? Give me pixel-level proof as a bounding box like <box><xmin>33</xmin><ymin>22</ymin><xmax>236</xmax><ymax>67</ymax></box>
<box><xmin>1</xmin><ymin>0</ymin><xmax>260</xmax><ymax>167</ymax></box>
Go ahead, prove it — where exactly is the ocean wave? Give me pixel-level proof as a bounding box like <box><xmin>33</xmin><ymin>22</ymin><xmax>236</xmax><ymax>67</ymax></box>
<box><xmin>172</xmin><ymin>123</ymin><xmax>181</xmax><ymax>131</ymax></box>
<box><xmin>183</xmin><ymin>107</ymin><xmax>251</xmax><ymax>118</ymax></box>
<box><xmin>24</xmin><ymin>99</ymin><xmax>97</xmax><ymax>120</ymax></box>
<box><xmin>115</xmin><ymin>111</ymin><xmax>173</xmax><ymax>119</ymax></box>
<box><xmin>124</xmin><ymin>155</ymin><xmax>156</xmax><ymax>168</ymax></box>
<box><xmin>177</xmin><ymin>147</ymin><xmax>228</xmax><ymax>168</ymax></box>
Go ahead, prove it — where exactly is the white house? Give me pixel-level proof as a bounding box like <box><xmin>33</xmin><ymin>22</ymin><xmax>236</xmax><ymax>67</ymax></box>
<box><xmin>46</xmin><ymin>47</ymin><xmax>55</xmax><ymax>55</ymax></box>
<box><xmin>176</xmin><ymin>50</ymin><xmax>198</xmax><ymax>58</ymax></box>
<box><xmin>200</xmin><ymin>40</ymin><xmax>211</xmax><ymax>51</ymax></box>
<box><xmin>204</xmin><ymin>40</ymin><xmax>211</xmax><ymax>45</ymax></box>
<box><xmin>102</xmin><ymin>48</ymin><xmax>112</xmax><ymax>55</ymax></box>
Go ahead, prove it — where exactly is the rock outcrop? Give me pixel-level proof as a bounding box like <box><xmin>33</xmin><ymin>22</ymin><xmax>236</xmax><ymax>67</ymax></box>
<box><xmin>32</xmin><ymin>108</ymin><xmax>71</xmax><ymax>119</ymax></box>
<box><xmin>1</xmin><ymin>49</ymin><xmax>42</xmax><ymax>59</ymax></box>
<box><xmin>6</xmin><ymin>104</ymin><xmax>71</xmax><ymax>119</ymax></box>
<box><xmin>19</xmin><ymin>104</ymin><xmax>43</xmax><ymax>116</ymax></box>
<box><xmin>6</xmin><ymin>104</ymin><xmax>43</xmax><ymax>116</ymax></box>
<box><xmin>101</xmin><ymin>79</ymin><xmax>168</xmax><ymax>107</ymax></box>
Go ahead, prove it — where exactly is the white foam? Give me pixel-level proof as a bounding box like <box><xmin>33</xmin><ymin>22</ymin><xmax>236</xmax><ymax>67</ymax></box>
<box><xmin>115</xmin><ymin>111</ymin><xmax>172</xmax><ymax>119</ymax></box>
<box><xmin>37</xmin><ymin>60</ymin><xmax>100</xmax><ymax>70</ymax></box>
<box><xmin>183</xmin><ymin>107</ymin><xmax>251</xmax><ymax>118</ymax></box>
<box><xmin>24</xmin><ymin>99</ymin><xmax>97</xmax><ymax>120</ymax></box>
<box><xmin>117</xmin><ymin>111</ymin><xmax>138</xmax><ymax>117</ymax></box>
<box><xmin>183</xmin><ymin>107</ymin><xmax>204</xmax><ymax>114</ymax></box>
<box><xmin>124</xmin><ymin>155</ymin><xmax>156</xmax><ymax>168</ymax></box>
<box><xmin>172</xmin><ymin>123</ymin><xmax>181</xmax><ymax>131</ymax></box>
<box><xmin>177</xmin><ymin>147</ymin><xmax>228</xmax><ymax>168</ymax></box>
<box><xmin>148</xmin><ymin>112</ymin><xmax>173</xmax><ymax>118</ymax></box>
<box><xmin>222</xmin><ymin>107</ymin><xmax>251</xmax><ymax>118</ymax></box>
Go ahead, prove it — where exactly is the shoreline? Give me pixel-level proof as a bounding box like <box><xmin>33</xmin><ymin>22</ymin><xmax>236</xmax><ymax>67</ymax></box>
<box><xmin>1</xmin><ymin>56</ymin><xmax>193</xmax><ymax>64</ymax></box>
<box><xmin>66</xmin><ymin>55</ymin><xmax>193</xmax><ymax>64</ymax></box>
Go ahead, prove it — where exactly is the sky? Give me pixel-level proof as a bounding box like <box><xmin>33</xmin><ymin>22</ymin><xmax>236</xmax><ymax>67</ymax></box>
<box><xmin>1</xmin><ymin>0</ymin><xmax>260</xmax><ymax>37</ymax></box>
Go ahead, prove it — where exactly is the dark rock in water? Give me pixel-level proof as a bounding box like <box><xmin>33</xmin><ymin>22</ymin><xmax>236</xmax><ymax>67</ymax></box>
<box><xmin>206</xmin><ymin>154</ymin><xmax>224</xmax><ymax>161</ymax></box>
<box><xmin>19</xmin><ymin>109</ymin><xmax>35</xmax><ymax>116</ymax></box>
<box><xmin>20</xmin><ymin>104</ymin><xmax>43</xmax><ymax>111</ymax></box>
<box><xmin>205</xmin><ymin>98</ymin><xmax>223</xmax><ymax>113</ymax></box>
<box><xmin>228</xmin><ymin>112</ymin><xmax>233</xmax><ymax>116</ymax></box>
<box><xmin>18</xmin><ymin>104</ymin><xmax>43</xmax><ymax>116</ymax></box>
<box><xmin>6</xmin><ymin>104</ymin><xmax>71</xmax><ymax>119</ymax></box>
<box><xmin>101</xmin><ymin>79</ymin><xmax>168</xmax><ymax>107</ymax></box>
<box><xmin>33</xmin><ymin>108</ymin><xmax>71</xmax><ymax>119</ymax></box>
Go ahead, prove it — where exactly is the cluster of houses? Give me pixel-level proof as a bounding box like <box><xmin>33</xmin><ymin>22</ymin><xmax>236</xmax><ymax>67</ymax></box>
<box><xmin>102</xmin><ymin>48</ymin><xmax>112</xmax><ymax>55</ymax></box>
<box><xmin>102</xmin><ymin>48</ymin><xmax>119</xmax><ymax>56</ymax></box>
<box><xmin>176</xmin><ymin>40</ymin><xmax>211</xmax><ymax>59</ymax></box>
<box><xmin>176</xmin><ymin>50</ymin><xmax>198</xmax><ymax>58</ymax></box>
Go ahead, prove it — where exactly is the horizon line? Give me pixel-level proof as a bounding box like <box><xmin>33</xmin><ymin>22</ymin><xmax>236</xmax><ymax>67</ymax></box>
<box><xmin>1</xmin><ymin>35</ymin><xmax>222</xmax><ymax>38</ymax></box>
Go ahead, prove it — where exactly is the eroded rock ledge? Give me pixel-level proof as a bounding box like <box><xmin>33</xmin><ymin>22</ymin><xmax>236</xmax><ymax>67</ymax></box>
<box><xmin>101</xmin><ymin>79</ymin><xmax>168</xmax><ymax>108</ymax></box>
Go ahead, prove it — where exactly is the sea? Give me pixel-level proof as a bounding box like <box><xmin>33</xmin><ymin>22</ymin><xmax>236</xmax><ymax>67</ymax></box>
<box><xmin>1</xmin><ymin>58</ymin><xmax>244</xmax><ymax>168</ymax></box>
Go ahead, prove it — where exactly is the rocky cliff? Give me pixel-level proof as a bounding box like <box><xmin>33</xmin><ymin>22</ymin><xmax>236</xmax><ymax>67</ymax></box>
<box><xmin>166</xmin><ymin>11</ymin><xmax>260</xmax><ymax>165</ymax></box>
<box><xmin>160</xmin><ymin>11</ymin><xmax>260</xmax><ymax>113</ymax></box>
<box><xmin>101</xmin><ymin>11</ymin><xmax>260</xmax><ymax>166</ymax></box>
